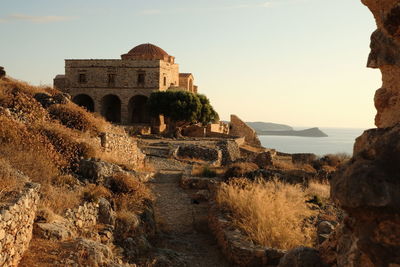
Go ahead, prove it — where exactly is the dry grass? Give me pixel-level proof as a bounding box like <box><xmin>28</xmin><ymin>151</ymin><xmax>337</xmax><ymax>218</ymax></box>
<box><xmin>48</xmin><ymin>103</ymin><xmax>107</xmax><ymax>134</ymax></box>
<box><xmin>216</xmin><ymin>178</ymin><xmax>316</xmax><ymax>250</ymax></box>
<box><xmin>0</xmin><ymin>158</ymin><xmax>24</xmax><ymax>202</ymax></box>
<box><xmin>40</xmin><ymin>183</ymin><xmax>82</xmax><ymax>214</ymax></box>
<box><xmin>305</xmin><ymin>180</ymin><xmax>330</xmax><ymax>201</ymax></box>
<box><xmin>224</xmin><ymin>162</ymin><xmax>259</xmax><ymax>179</ymax></box>
<box><xmin>82</xmin><ymin>184</ymin><xmax>112</xmax><ymax>202</ymax></box>
<box><xmin>114</xmin><ymin>210</ymin><xmax>140</xmax><ymax>240</ymax></box>
<box><xmin>0</xmin><ymin>78</ymin><xmax>151</xmax><ymax>219</ymax></box>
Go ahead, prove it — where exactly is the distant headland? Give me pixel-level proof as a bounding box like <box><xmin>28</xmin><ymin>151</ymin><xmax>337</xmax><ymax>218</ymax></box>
<box><xmin>246</xmin><ymin>122</ymin><xmax>328</xmax><ymax>137</ymax></box>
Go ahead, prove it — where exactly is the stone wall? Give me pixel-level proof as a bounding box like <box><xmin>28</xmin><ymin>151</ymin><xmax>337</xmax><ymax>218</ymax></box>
<box><xmin>209</xmin><ymin>206</ymin><xmax>285</xmax><ymax>266</ymax></box>
<box><xmin>229</xmin><ymin>115</ymin><xmax>261</xmax><ymax>147</ymax></box>
<box><xmin>206</xmin><ymin>122</ymin><xmax>230</xmax><ymax>135</ymax></box>
<box><xmin>173</xmin><ymin>145</ymin><xmax>222</xmax><ymax>166</ymax></box>
<box><xmin>100</xmin><ymin>132</ymin><xmax>145</xmax><ymax>168</ymax></box>
<box><xmin>0</xmin><ymin>182</ymin><xmax>40</xmax><ymax>267</ymax></box>
<box><xmin>64</xmin><ymin>59</ymin><xmax>166</xmax><ymax>89</ymax></box>
<box><xmin>65</xmin><ymin>202</ymin><xmax>99</xmax><ymax>231</ymax></box>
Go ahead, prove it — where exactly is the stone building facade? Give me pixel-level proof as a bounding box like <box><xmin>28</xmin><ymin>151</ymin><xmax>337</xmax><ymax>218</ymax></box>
<box><xmin>54</xmin><ymin>43</ymin><xmax>198</xmax><ymax>125</ymax></box>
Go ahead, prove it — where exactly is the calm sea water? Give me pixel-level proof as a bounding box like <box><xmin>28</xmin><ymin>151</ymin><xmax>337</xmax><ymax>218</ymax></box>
<box><xmin>259</xmin><ymin>128</ymin><xmax>367</xmax><ymax>156</ymax></box>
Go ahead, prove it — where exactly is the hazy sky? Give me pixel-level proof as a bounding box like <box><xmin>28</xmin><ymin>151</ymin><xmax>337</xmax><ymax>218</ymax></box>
<box><xmin>0</xmin><ymin>0</ymin><xmax>380</xmax><ymax>128</ymax></box>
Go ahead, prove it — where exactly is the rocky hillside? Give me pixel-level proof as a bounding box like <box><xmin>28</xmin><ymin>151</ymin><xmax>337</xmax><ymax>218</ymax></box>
<box><xmin>0</xmin><ymin>77</ymin><xmax>158</xmax><ymax>266</ymax></box>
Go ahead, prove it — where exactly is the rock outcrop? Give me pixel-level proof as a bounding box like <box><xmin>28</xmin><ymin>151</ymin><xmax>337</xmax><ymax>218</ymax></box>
<box><xmin>0</xmin><ymin>67</ymin><xmax>5</xmax><ymax>78</ymax></box>
<box><xmin>364</xmin><ymin>0</ymin><xmax>400</xmax><ymax>128</ymax></box>
<box><xmin>326</xmin><ymin>1</ymin><xmax>400</xmax><ymax>266</ymax></box>
<box><xmin>229</xmin><ymin>114</ymin><xmax>261</xmax><ymax>147</ymax></box>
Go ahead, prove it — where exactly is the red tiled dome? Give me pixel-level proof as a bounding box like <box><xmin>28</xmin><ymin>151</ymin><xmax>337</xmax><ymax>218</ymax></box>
<box><xmin>121</xmin><ymin>43</ymin><xmax>171</xmax><ymax>60</ymax></box>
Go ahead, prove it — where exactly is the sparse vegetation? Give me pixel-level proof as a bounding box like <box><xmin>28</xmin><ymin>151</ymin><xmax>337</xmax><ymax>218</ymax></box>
<box><xmin>216</xmin><ymin>178</ymin><xmax>316</xmax><ymax>250</ymax></box>
<box><xmin>0</xmin><ymin>78</ymin><xmax>151</xmax><ymax>218</ymax></box>
<box><xmin>224</xmin><ymin>162</ymin><xmax>259</xmax><ymax>180</ymax></box>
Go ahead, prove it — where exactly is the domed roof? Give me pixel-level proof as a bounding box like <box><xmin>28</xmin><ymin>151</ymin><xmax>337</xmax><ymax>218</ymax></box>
<box><xmin>121</xmin><ymin>43</ymin><xmax>173</xmax><ymax>61</ymax></box>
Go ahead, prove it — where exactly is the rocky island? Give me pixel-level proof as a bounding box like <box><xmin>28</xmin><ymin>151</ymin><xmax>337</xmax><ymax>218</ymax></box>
<box><xmin>246</xmin><ymin>122</ymin><xmax>328</xmax><ymax>137</ymax></box>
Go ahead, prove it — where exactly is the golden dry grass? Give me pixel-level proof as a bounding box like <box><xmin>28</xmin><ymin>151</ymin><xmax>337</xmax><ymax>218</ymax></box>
<box><xmin>305</xmin><ymin>180</ymin><xmax>330</xmax><ymax>200</ymax></box>
<box><xmin>216</xmin><ymin>178</ymin><xmax>316</xmax><ymax>250</ymax></box>
<box><xmin>48</xmin><ymin>103</ymin><xmax>108</xmax><ymax>134</ymax></box>
<box><xmin>0</xmin><ymin>78</ymin><xmax>151</xmax><ymax>219</ymax></box>
<box><xmin>82</xmin><ymin>184</ymin><xmax>112</xmax><ymax>202</ymax></box>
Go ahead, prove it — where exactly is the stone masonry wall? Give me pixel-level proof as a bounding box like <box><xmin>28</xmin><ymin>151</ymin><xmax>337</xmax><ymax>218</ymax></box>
<box><xmin>65</xmin><ymin>59</ymin><xmax>163</xmax><ymax>89</ymax></box>
<box><xmin>209</xmin><ymin>206</ymin><xmax>285</xmax><ymax>266</ymax></box>
<box><xmin>0</xmin><ymin>182</ymin><xmax>40</xmax><ymax>267</ymax></box>
<box><xmin>64</xmin><ymin>202</ymin><xmax>99</xmax><ymax>231</ymax></box>
<box><xmin>100</xmin><ymin>132</ymin><xmax>145</xmax><ymax>168</ymax></box>
<box><xmin>229</xmin><ymin>114</ymin><xmax>261</xmax><ymax>147</ymax></box>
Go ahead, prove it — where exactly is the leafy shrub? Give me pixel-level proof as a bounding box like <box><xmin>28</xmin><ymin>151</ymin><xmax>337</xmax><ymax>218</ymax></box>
<box><xmin>216</xmin><ymin>178</ymin><xmax>316</xmax><ymax>250</ymax></box>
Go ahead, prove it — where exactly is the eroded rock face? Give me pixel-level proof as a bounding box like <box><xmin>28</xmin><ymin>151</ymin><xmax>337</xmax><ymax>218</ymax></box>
<box><xmin>229</xmin><ymin>114</ymin><xmax>261</xmax><ymax>147</ymax></box>
<box><xmin>363</xmin><ymin>0</ymin><xmax>400</xmax><ymax>127</ymax></box>
<box><xmin>325</xmin><ymin>1</ymin><xmax>400</xmax><ymax>266</ymax></box>
<box><xmin>330</xmin><ymin>126</ymin><xmax>400</xmax><ymax>266</ymax></box>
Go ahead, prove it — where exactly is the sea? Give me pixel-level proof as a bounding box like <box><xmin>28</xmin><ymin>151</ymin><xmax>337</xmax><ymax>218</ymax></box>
<box><xmin>259</xmin><ymin>128</ymin><xmax>368</xmax><ymax>156</ymax></box>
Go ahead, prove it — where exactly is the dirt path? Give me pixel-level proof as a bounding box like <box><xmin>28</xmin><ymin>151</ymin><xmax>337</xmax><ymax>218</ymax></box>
<box><xmin>149</xmin><ymin>158</ymin><xmax>229</xmax><ymax>267</ymax></box>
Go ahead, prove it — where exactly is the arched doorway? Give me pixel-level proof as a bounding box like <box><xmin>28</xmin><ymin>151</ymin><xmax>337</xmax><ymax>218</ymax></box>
<box><xmin>128</xmin><ymin>95</ymin><xmax>150</xmax><ymax>123</ymax></box>
<box><xmin>72</xmin><ymin>94</ymin><xmax>94</xmax><ymax>112</ymax></box>
<box><xmin>101</xmin><ymin>94</ymin><xmax>121</xmax><ymax>123</ymax></box>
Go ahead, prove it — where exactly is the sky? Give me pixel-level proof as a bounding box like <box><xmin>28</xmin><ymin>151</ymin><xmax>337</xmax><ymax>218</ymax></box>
<box><xmin>0</xmin><ymin>0</ymin><xmax>380</xmax><ymax>128</ymax></box>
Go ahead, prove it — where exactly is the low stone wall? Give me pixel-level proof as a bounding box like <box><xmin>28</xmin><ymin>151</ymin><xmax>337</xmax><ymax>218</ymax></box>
<box><xmin>100</xmin><ymin>132</ymin><xmax>145</xmax><ymax>168</ymax></box>
<box><xmin>292</xmin><ymin>153</ymin><xmax>316</xmax><ymax>165</ymax></box>
<box><xmin>173</xmin><ymin>145</ymin><xmax>222</xmax><ymax>166</ymax></box>
<box><xmin>209</xmin><ymin>206</ymin><xmax>286</xmax><ymax>266</ymax></box>
<box><xmin>65</xmin><ymin>202</ymin><xmax>99</xmax><ymax>231</ymax></box>
<box><xmin>0</xmin><ymin>182</ymin><xmax>40</xmax><ymax>267</ymax></box>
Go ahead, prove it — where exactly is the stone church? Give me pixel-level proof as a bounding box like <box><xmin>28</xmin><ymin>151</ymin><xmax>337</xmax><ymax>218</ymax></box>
<box><xmin>54</xmin><ymin>43</ymin><xmax>198</xmax><ymax>125</ymax></box>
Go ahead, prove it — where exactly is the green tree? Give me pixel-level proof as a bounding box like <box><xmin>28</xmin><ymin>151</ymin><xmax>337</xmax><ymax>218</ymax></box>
<box><xmin>147</xmin><ymin>91</ymin><xmax>219</xmax><ymax>125</ymax></box>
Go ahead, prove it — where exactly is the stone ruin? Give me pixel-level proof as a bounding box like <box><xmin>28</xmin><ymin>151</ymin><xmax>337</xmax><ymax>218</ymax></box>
<box><xmin>0</xmin><ymin>66</ymin><xmax>5</xmax><ymax>78</ymax></box>
<box><xmin>322</xmin><ymin>1</ymin><xmax>400</xmax><ymax>266</ymax></box>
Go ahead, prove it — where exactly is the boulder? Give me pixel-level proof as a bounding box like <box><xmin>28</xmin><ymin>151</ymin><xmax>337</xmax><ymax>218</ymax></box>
<box><xmin>33</xmin><ymin>92</ymin><xmax>70</xmax><ymax>108</ymax></box>
<box><xmin>278</xmin><ymin>246</ymin><xmax>326</xmax><ymax>267</ymax></box>
<box><xmin>78</xmin><ymin>158</ymin><xmax>123</xmax><ymax>184</ymax></box>
<box><xmin>97</xmin><ymin>198</ymin><xmax>115</xmax><ymax>225</ymax></box>
<box><xmin>317</xmin><ymin>221</ymin><xmax>335</xmax><ymax>244</ymax></box>
<box><xmin>74</xmin><ymin>238</ymin><xmax>114</xmax><ymax>267</ymax></box>
<box><xmin>330</xmin><ymin>125</ymin><xmax>400</xmax><ymax>265</ymax></box>
<box><xmin>34</xmin><ymin>221</ymin><xmax>73</xmax><ymax>241</ymax></box>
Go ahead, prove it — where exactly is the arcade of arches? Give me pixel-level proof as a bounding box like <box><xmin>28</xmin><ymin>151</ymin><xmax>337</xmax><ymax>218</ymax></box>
<box><xmin>72</xmin><ymin>93</ymin><xmax>150</xmax><ymax>125</ymax></box>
